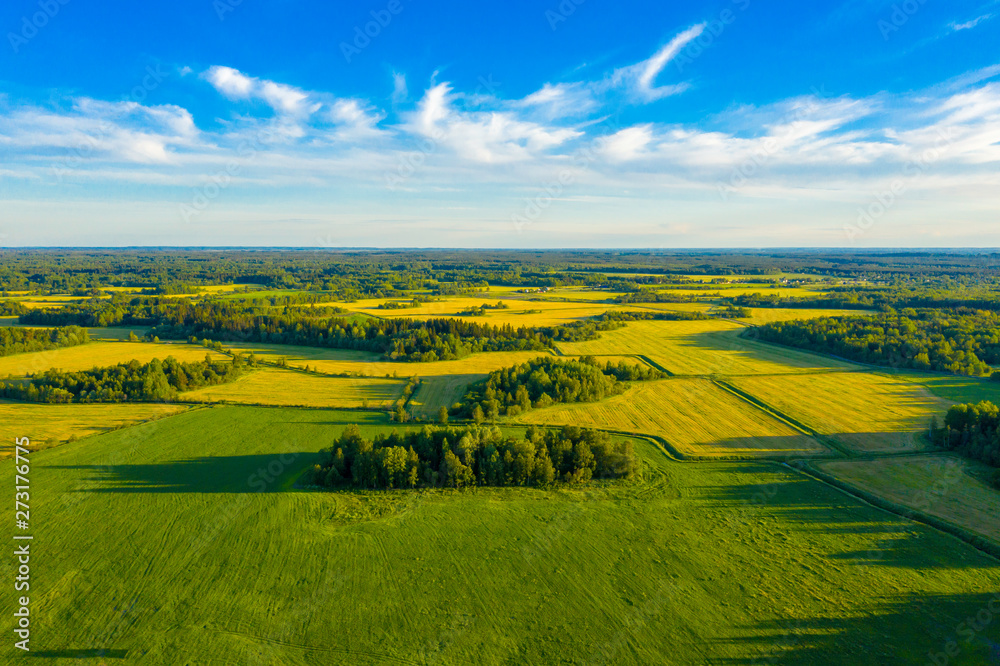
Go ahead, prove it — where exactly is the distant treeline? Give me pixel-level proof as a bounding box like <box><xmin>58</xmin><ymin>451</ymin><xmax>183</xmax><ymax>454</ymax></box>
<box><xmin>0</xmin><ymin>355</ymin><xmax>246</xmax><ymax>403</ymax></box>
<box><xmin>0</xmin><ymin>326</ymin><xmax>90</xmax><ymax>358</ymax></box>
<box><xmin>749</xmin><ymin>310</ymin><xmax>1000</xmax><ymax>376</ymax></box>
<box><xmin>933</xmin><ymin>402</ymin><xmax>1000</xmax><ymax>487</ymax></box>
<box><xmin>308</xmin><ymin>424</ymin><xmax>639</xmax><ymax>489</ymax></box>
<box><xmin>734</xmin><ymin>288</ymin><xmax>1000</xmax><ymax>313</ymax></box>
<box><xmin>453</xmin><ymin>356</ymin><xmax>665</xmax><ymax>420</ymax></box>
<box><xmin>613</xmin><ymin>290</ymin><xmax>702</xmax><ymax>304</ymax></box>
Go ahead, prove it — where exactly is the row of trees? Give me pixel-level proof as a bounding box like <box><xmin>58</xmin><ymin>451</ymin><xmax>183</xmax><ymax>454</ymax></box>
<box><xmin>0</xmin><ymin>325</ymin><xmax>90</xmax><ymax>357</ymax></box>
<box><xmin>453</xmin><ymin>356</ymin><xmax>665</xmax><ymax>420</ymax></box>
<box><xmin>750</xmin><ymin>310</ymin><xmax>1000</xmax><ymax>376</ymax></box>
<box><xmin>0</xmin><ymin>355</ymin><xmax>246</xmax><ymax>403</ymax></box>
<box><xmin>932</xmin><ymin>401</ymin><xmax>1000</xmax><ymax>487</ymax></box>
<box><xmin>308</xmin><ymin>424</ymin><xmax>639</xmax><ymax>489</ymax></box>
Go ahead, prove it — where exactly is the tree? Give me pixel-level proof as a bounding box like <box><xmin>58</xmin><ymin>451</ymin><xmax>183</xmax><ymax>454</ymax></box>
<box><xmin>471</xmin><ymin>404</ymin><xmax>484</xmax><ymax>424</ymax></box>
<box><xmin>438</xmin><ymin>406</ymin><xmax>449</xmax><ymax>424</ymax></box>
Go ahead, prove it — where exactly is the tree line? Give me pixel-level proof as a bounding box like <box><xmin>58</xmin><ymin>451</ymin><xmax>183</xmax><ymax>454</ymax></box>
<box><xmin>749</xmin><ymin>310</ymin><xmax>1000</xmax><ymax>376</ymax></box>
<box><xmin>307</xmin><ymin>424</ymin><xmax>639</xmax><ymax>489</ymax></box>
<box><xmin>0</xmin><ymin>325</ymin><xmax>90</xmax><ymax>357</ymax></box>
<box><xmin>932</xmin><ymin>401</ymin><xmax>1000</xmax><ymax>487</ymax></box>
<box><xmin>453</xmin><ymin>356</ymin><xmax>665</xmax><ymax>420</ymax></box>
<box><xmin>0</xmin><ymin>355</ymin><xmax>247</xmax><ymax>403</ymax></box>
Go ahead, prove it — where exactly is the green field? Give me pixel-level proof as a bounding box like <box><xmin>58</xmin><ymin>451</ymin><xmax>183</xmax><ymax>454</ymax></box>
<box><xmin>516</xmin><ymin>378</ymin><xmax>827</xmax><ymax>458</ymax></box>
<box><xmin>727</xmin><ymin>372</ymin><xmax>952</xmax><ymax>453</ymax></box>
<box><xmin>4</xmin><ymin>406</ymin><xmax>998</xmax><ymax>664</ymax></box>
<box><xmin>817</xmin><ymin>454</ymin><xmax>1000</xmax><ymax>549</ymax></box>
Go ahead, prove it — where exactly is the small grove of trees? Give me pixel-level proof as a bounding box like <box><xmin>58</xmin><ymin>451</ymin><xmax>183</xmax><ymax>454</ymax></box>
<box><xmin>453</xmin><ymin>356</ymin><xmax>665</xmax><ymax>420</ymax></box>
<box><xmin>0</xmin><ymin>325</ymin><xmax>90</xmax><ymax>357</ymax></box>
<box><xmin>458</xmin><ymin>301</ymin><xmax>511</xmax><ymax>316</ymax></box>
<box><xmin>750</xmin><ymin>310</ymin><xmax>1000</xmax><ymax>376</ymax></box>
<box><xmin>307</xmin><ymin>424</ymin><xmax>639</xmax><ymax>489</ymax></box>
<box><xmin>931</xmin><ymin>402</ymin><xmax>1000</xmax><ymax>482</ymax></box>
<box><xmin>0</xmin><ymin>355</ymin><xmax>248</xmax><ymax>403</ymax></box>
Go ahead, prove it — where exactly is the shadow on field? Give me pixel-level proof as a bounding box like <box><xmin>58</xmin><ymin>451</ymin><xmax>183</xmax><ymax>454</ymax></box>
<box><xmin>52</xmin><ymin>453</ymin><xmax>318</xmax><ymax>493</ymax></box>
<box><xmin>715</xmin><ymin>591</ymin><xmax>1000</xmax><ymax>665</ymax></box>
<box><xmin>698</xmin><ymin>466</ymin><xmax>999</xmax><ymax>570</ymax></box>
<box><xmin>29</xmin><ymin>649</ymin><xmax>128</xmax><ymax>659</ymax></box>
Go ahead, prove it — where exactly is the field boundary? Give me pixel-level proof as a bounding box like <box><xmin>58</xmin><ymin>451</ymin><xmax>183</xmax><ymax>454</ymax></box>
<box><xmin>711</xmin><ymin>379</ymin><xmax>849</xmax><ymax>457</ymax></box>
<box><xmin>792</xmin><ymin>459</ymin><xmax>1000</xmax><ymax>561</ymax></box>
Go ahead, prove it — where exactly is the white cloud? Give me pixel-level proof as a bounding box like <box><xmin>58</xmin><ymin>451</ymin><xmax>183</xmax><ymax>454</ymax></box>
<box><xmin>204</xmin><ymin>65</ymin><xmax>311</xmax><ymax>115</ymax></box>
<box><xmin>608</xmin><ymin>24</ymin><xmax>705</xmax><ymax>102</ymax></box>
<box><xmin>951</xmin><ymin>13</ymin><xmax>995</xmax><ymax>30</ymax></box>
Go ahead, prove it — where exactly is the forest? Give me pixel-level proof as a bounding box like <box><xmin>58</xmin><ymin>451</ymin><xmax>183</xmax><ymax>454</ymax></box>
<box><xmin>0</xmin><ymin>325</ymin><xmax>90</xmax><ymax>357</ymax></box>
<box><xmin>749</xmin><ymin>310</ymin><xmax>1000</xmax><ymax>376</ymax></box>
<box><xmin>0</xmin><ymin>355</ymin><xmax>247</xmax><ymax>403</ymax></box>
<box><xmin>933</xmin><ymin>401</ymin><xmax>1000</xmax><ymax>486</ymax></box>
<box><xmin>308</xmin><ymin>423</ymin><xmax>639</xmax><ymax>489</ymax></box>
<box><xmin>453</xmin><ymin>356</ymin><xmax>666</xmax><ymax>420</ymax></box>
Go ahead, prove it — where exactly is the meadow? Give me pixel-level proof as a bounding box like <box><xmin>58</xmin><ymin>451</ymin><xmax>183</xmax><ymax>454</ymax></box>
<box><xmin>0</xmin><ymin>341</ymin><xmax>229</xmax><ymax>379</ymax></box>
<box><xmin>817</xmin><ymin>454</ymin><xmax>1000</xmax><ymax>549</ymax></box>
<box><xmin>554</xmin><ymin>319</ymin><xmax>860</xmax><ymax>375</ymax></box>
<box><xmin>180</xmin><ymin>367</ymin><xmax>405</xmax><ymax>409</ymax></box>
<box><xmin>3</xmin><ymin>405</ymin><xmax>997</xmax><ymax>664</ymax></box>
<box><xmin>0</xmin><ymin>400</ymin><xmax>189</xmax><ymax>457</ymax></box>
<box><xmin>726</xmin><ymin>372</ymin><xmax>952</xmax><ymax>454</ymax></box>
<box><xmin>515</xmin><ymin>378</ymin><xmax>827</xmax><ymax>458</ymax></box>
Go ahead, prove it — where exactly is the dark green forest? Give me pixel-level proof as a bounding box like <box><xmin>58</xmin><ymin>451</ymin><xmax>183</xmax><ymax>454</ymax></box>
<box><xmin>749</xmin><ymin>310</ymin><xmax>1000</xmax><ymax>376</ymax></box>
<box><xmin>453</xmin><ymin>357</ymin><xmax>665</xmax><ymax>420</ymax></box>
<box><xmin>0</xmin><ymin>325</ymin><xmax>90</xmax><ymax>357</ymax></box>
<box><xmin>933</xmin><ymin>402</ymin><xmax>1000</xmax><ymax>486</ymax></box>
<box><xmin>0</xmin><ymin>355</ymin><xmax>247</xmax><ymax>403</ymax></box>
<box><xmin>308</xmin><ymin>424</ymin><xmax>639</xmax><ymax>489</ymax></box>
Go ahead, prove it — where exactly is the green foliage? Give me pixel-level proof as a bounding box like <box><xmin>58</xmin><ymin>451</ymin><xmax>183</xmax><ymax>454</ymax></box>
<box><xmin>0</xmin><ymin>355</ymin><xmax>247</xmax><ymax>403</ymax></box>
<box><xmin>932</xmin><ymin>400</ymin><xmax>1000</xmax><ymax>468</ymax></box>
<box><xmin>454</xmin><ymin>356</ymin><xmax>665</xmax><ymax>419</ymax></box>
<box><xmin>750</xmin><ymin>310</ymin><xmax>1000</xmax><ymax>376</ymax></box>
<box><xmin>310</xmin><ymin>423</ymin><xmax>638</xmax><ymax>489</ymax></box>
<box><xmin>0</xmin><ymin>325</ymin><xmax>90</xmax><ymax>357</ymax></box>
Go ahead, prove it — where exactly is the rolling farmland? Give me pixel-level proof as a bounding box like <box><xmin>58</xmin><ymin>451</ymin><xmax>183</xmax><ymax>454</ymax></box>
<box><xmin>817</xmin><ymin>454</ymin><xmax>1000</xmax><ymax>548</ymax></box>
<box><xmin>4</xmin><ymin>406</ymin><xmax>998</xmax><ymax>664</ymax></box>
<box><xmin>727</xmin><ymin>372</ymin><xmax>951</xmax><ymax>453</ymax></box>
<box><xmin>516</xmin><ymin>378</ymin><xmax>827</xmax><ymax>458</ymax></box>
<box><xmin>180</xmin><ymin>367</ymin><xmax>405</xmax><ymax>409</ymax></box>
<box><xmin>0</xmin><ymin>341</ymin><xmax>229</xmax><ymax>378</ymax></box>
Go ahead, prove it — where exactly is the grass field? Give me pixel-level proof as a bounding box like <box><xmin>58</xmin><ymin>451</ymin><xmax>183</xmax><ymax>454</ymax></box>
<box><xmin>733</xmin><ymin>307</ymin><xmax>873</xmax><ymax>324</ymax></box>
<box><xmin>516</xmin><ymin>378</ymin><xmax>828</xmax><ymax>458</ymax></box>
<box><xmin>0</xmin><ymin>400</ymin><xmax>189</xmax><ymax>457</ymax></box>
<box><xmin>3</xmin><ymin>405</ymin><xmax>998</xmax><ymax>664</ymax></box>
<box><xmin>818</xmin><ymin>454</ymin><xmax>1000</xmax><ymax>549</ymax></box>
<box><xmin>0</xmin><ymin>341</ymin><xmax>229</xmax><ymax>378</ymax></box>
<box><xmin>727</xmin><ymin>372</ymin><xmax>952</xmax><ymax>454</ymax></box>
<box><xmin>555</xmin><ymin>319</ymin><xmax>859</xmax><ymax>376</ymax></box>
<box><xmin>181</xmin><ymin>368</ymin><xmax>405</xmax><ymax>409</ymax></box>
<box><xmin>904</xmin><ymin>372</ymin><xmax>1000</xmax><ymax>406</ymax></box>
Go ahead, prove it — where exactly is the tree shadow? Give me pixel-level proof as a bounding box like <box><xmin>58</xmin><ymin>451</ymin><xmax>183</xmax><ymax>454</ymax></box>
<box><xmin>51</xmin><ymin>453</ymin><xmax>318</xmax><ymax>493</ymax></box>
<box><xmin>712</xmin><ymin>591</ymin><xmax>1000</xmax><ymax>665</ymax></box>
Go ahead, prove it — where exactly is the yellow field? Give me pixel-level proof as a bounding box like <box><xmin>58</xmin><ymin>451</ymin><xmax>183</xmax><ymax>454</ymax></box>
<box><xmin>343</xmin><ymin>296</ymin><xmax>619</xmax><ymax>327</ymax></box>
<box><xmin>180</xmin><ymin>368</ymin><xmax>405</xmax><ymax>409</ymax></box>
<box><xmin>555</xmin><ymin>319</ymin><xmax>858</xmax><ymax>376</ymax></box>
<box><xmin>818</xmin><ymin>454</ymin><xmax>1000</xmax><ymax>546</ymax></box>
<box><xmin>726</xmin><ymin>372</ymin><xmax>951</xmax><ymax>453</ymax></box>
<box><xmin>515</xmin><ymin>378</ymin><xmax>826</xmax><ymax>458</ymax></box>
<box><xmin>0</xmin><ymin>400</ymin><xmax>189</xmax><ymax>457</ymax></box>
<box><xmin>733</xmin><ymin>308</ymin><xmax>873</xmax><ymax>325</ymax></box>
<box><xmin>0</xmin><ymin>342</ymin><xmax>229</xmax><ymax>378</ymax></box>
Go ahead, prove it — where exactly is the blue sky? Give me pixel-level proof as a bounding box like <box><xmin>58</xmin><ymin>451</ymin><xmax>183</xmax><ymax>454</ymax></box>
<box><xmin>0</xmin><ymin>0</ymin><xmax>998</xmax><ymax>247</ymax></box>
